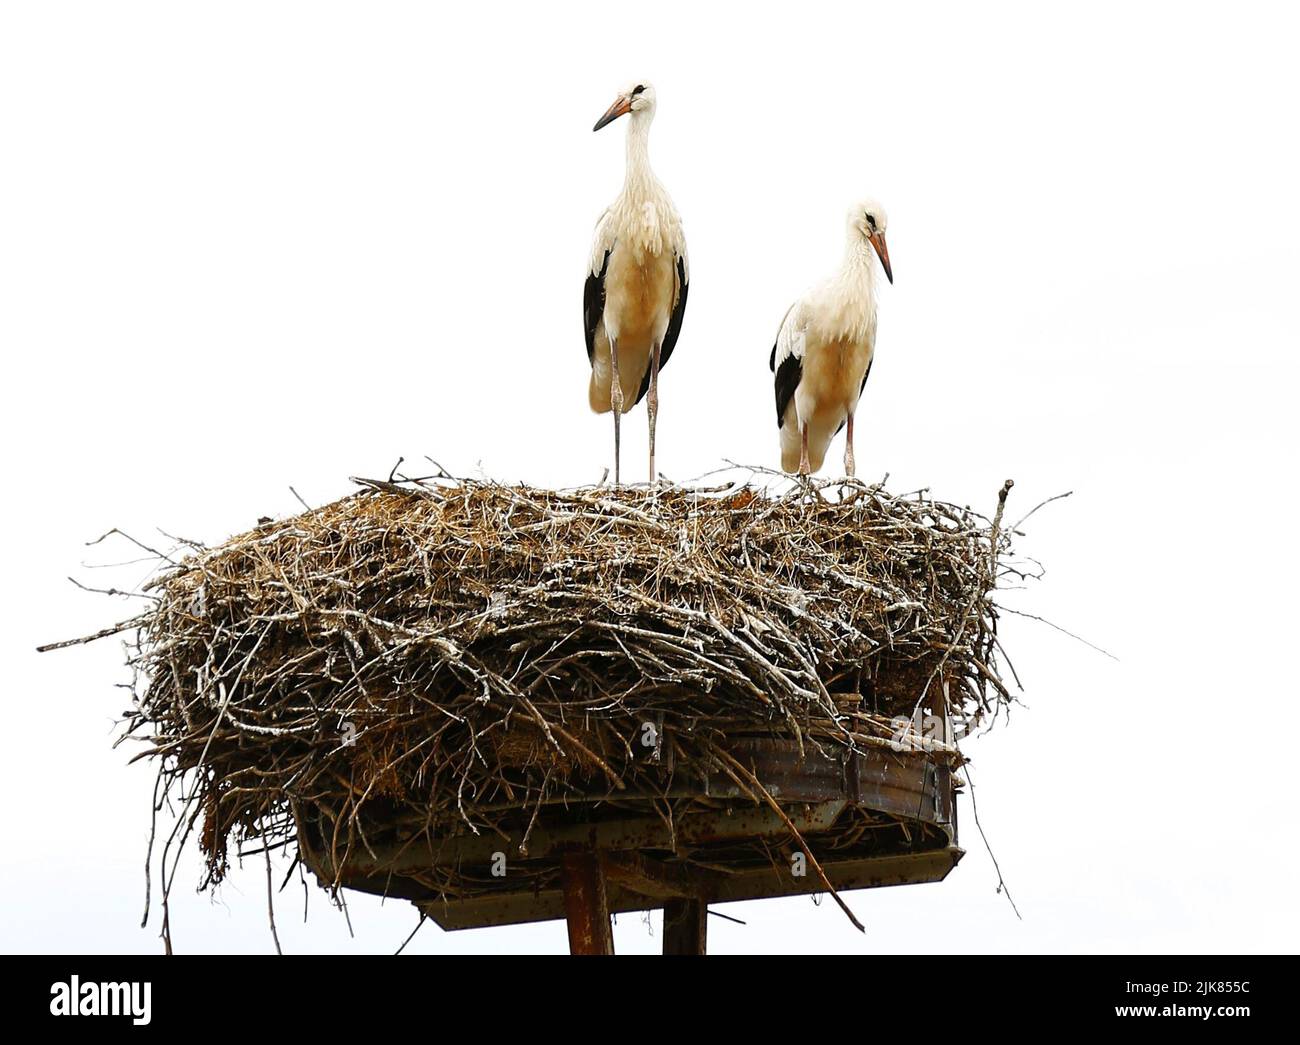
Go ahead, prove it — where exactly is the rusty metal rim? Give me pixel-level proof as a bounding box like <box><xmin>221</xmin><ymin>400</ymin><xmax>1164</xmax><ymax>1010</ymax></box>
<box><xmin>417</xmin><ymin>847</ymin><xmax>966</xmax><ymax>931</ymax></box>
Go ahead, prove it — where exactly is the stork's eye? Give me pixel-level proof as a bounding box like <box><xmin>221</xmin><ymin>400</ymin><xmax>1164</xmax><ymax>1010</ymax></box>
<box><xmin>866</xmin><ymin>214</ymin><xmax>877</xmax><ymax>230</ymax></box>
<box><xmin>632</xmin><ymin>85</ymin><xmax>646</xmax><ymax>96</ymax></box>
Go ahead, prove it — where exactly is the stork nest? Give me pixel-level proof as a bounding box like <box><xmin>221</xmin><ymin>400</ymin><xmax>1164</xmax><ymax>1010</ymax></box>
<box><xmin>52</xmin><ymin>470</ymin><xmax>1027</xmax><ymax>922</ymax></box>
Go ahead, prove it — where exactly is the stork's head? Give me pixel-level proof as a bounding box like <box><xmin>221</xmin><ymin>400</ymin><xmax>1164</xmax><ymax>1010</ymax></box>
<box><xmin>849</xmin><ymin>199</ymin><xmax>893</xmax><ymax>284</ymax></box>
<box><xmin>593</xmin><ymin>81</ymin><xmax>657</xmax><ymax>132</ymax></box>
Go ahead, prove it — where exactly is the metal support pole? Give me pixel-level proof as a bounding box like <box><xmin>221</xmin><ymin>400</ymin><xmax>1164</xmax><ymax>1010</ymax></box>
<box><xmin>560</xmin><ymin>851</ymin><xmax>614</xmax><ymax>955</ymax></box>
<box><xmin>662</xmin><ymin>898</ymin><xmax>707</xmax><ymax>955</ymax></box>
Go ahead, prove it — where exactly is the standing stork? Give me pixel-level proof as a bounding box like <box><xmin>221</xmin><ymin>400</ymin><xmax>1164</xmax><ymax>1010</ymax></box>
<box><xmin>769</xmin><ymin>199</ymin><xmax>893</xmax><ymax>476</ymax></box>
<box><xmin>584</xmin><ymin>81</ymin><xmax>689</xmax><ymax>484</ymax></box>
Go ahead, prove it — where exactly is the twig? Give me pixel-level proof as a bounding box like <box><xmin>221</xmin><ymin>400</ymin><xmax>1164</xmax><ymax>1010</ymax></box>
<box><xmin>395</xmin><ymin>913</ymin><xmax>428</xmax><ymax>955</ymax></box>
<box><xmin>961</xmin><ymin>761</ymin><xmax>1021</xmax><ymax>919</ymax></box>
<box><xmin>36</xmin><ymin>614</ymin><xmax>149</xmax><ymax>652</ymax></box>
<box><xmin>265</xmin><ymin>845</ymin><xmax>283</xmax><ymax>954</ymax></box>
<box><xmin>715</xmin><ymin>748</ymin><xmax>865</xmax><ymax>933</ymax></box>
<box><xmin>996</xmin><ymin>604</ymin><xmax>1119</xmax><ymax>661</ymax></box>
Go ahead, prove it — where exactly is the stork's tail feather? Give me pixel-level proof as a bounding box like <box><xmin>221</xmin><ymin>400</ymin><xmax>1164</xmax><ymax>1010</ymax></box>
<box><xmin>589</xmin><ymin>375</ymin><xmax>612</xmax><ymax>414</ymax></box>
<box><xmin>779</xmin><ymin>421</ymin><xmax>802</xmax><ymax>473</ymax></box>
<box><xmin>588</xmin><ymin>347</ymin><xmax>647</xmax><ymax>415</ymax></box>
<box><xmin>779</xmin><ymin>417</ymin><xmax>831</xmax><ymax>474</ymax></box>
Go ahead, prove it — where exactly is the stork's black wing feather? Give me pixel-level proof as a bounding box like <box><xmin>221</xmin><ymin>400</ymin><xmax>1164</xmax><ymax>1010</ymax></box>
<box><xmin>583</xmin><ymin>249</ymin><xmax>611</xmax><ymax>365</ymax></box>
<box><xmin>774</xmin><ymin>350</ymin><xmax>802</xmax><ymax>427</ymax></box>
<box><xmin>634</xmin><ymin>254</ymin><xmax>689</xmax><ymax>406</ymax></box>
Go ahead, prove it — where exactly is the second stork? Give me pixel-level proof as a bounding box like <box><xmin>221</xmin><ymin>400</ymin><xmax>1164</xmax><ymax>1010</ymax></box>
<box><xmin>584</xmin><ymin>81</ymin><xmax>689</xmax><ymax>484</ymax></box>
<box><xmin>770</xmin><ymin>199</ymin><xmax>892</xmax><ymax>476</ymax></box>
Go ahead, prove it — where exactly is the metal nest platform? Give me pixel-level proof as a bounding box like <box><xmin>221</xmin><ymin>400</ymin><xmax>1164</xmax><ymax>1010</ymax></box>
<box><xmin>296</xmin><ymin>737</ymin><xmax>962</xmax><ymax>954</ymax></box>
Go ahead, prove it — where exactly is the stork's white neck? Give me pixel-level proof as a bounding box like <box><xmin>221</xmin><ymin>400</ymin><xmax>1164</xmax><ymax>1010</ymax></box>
<box><xmin>622</xmin><ymin>114</ymin><xmax>657</xmax><ymax>199</ymax></box>
<box><xmin>811</xmin><ymin>234</ymin><xmax>878</xmax><ymax>342</ymax></box>
<box><xmin>839</xmin><ymin>236</ymin><xmax>879</xmax><ymax>294</ymax></box>
<box><xmin>609</xmin><ymin>109</ymin><xmax>679</xmax><ymax>258</ymax></box>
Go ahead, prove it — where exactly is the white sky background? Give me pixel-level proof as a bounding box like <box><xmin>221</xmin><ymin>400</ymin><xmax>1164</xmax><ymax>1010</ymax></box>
<box><xmin>2</xmin><ymin>1</ymin><xmax>1298</xmax><ymax>954</ymax></box>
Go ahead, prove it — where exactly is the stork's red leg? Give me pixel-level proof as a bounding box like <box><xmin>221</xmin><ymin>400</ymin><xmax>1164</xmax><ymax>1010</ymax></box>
<box><xmin>799</xmin><ymin>421</ymin><xmax>811</xmax><ymax>476</ymax></box>
<box><xmin>844</xmin><ymin>412</ymin><xmax>856</xmax><ymax>477</ymax></box>
<box><xmin>647</xmin><ymin>341</ymin><xmax>661</xmax><ymax>483</ymax></box>
<box><xmin>609</xmin><ymin>339</ymin><xmax>623</xmax><ymax>485</ymax></box>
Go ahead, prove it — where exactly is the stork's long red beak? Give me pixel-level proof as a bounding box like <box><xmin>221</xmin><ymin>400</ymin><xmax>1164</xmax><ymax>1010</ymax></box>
<box><xmin>592</xmin><ymin>94</ymin><xmax>632</xmax><ymax>132</ymax></box>
<box><xmin>869</xmin><ymin>230</ymin><xmax>893</xmax><ymax>284</ymax></box>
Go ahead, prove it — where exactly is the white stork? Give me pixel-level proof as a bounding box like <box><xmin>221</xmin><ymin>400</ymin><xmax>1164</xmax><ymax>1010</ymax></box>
<box><xmin>584</xmin><ymin>81</ymin><xmax>689</xmax><ymax>484</ymax></box>
<box><xmin>769</xmin><ymin>199</ymin><xmax>893</xmax><ymax>476</ymax></box>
